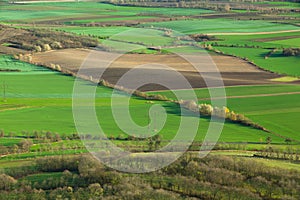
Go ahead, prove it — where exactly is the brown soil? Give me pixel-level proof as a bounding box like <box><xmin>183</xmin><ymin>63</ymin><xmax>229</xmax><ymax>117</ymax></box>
<box><xmin>31</xmin><ymin>48</ymin><xmax>285</xmax><ymax>91</ymax></box>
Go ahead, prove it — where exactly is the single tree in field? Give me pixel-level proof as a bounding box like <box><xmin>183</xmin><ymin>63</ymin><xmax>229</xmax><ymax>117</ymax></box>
<box><xmin>153</xmin><ymin>135</ymin><xmax>162</xmax><ymax>150</ymax></box>
<box><xmin>285</xmin><ymin>138</ymin><xmax>292</xmax><ymax>144</ymax></box>
<box><xmin>148</xmin><ymin>138</ymin><xmax>154</xmax><ymax>151</ymax></box>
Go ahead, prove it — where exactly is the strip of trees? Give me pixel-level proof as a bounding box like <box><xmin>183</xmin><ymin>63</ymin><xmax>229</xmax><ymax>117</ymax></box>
<box><xmin>0</xmin><ymin>153</ymin><xmax>299</xmax><ymax>199</ymax></box>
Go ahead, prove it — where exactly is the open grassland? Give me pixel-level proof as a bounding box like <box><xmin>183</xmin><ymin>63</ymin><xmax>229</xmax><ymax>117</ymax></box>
<box><xmin>143</xmin><ymin>19</ymin><xmax>300</xmax><ymax>34</ymax></box>
<box><xmin>0</xmin><ymin>55</ymin><xmax>284</xmax><ymax>143</ymax></box>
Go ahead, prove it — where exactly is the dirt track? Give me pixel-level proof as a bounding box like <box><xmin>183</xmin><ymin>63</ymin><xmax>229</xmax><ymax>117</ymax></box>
<box><xmin>31</xmin><ymin>48</ymin><xmax>285</xmax><ymax>91</ymax></box>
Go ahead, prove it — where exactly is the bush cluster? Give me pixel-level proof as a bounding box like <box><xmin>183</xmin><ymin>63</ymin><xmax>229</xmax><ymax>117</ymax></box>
<box><xmin>283</xmin><ymin>48</ymin><xmax>300</xmax><ymax>56</ymax></box>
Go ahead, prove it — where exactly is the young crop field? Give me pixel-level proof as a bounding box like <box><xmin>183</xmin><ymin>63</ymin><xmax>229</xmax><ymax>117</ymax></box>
<box><xmin>0</xmin><ymin>2</ymin><xmax>213</xmax><ymax>23</ymax></box>
<box><xmin>143</xmin><ymin>19</ymin><xmax>300</xmax><ymax>34</ymax></box>
<box><xmin>52</xmin><ymin>26</ymin><xmax>137</xmax><ymax>38</ymax></box>
<box><xmin>207</xmin><ymin>31</ymin><xmax>300</xmax><ymax>48</ymax></box>
<box><xmin>150</xmin><ymin>84</ymin><xmax>300</xmax><ymax>141</ymax></box>
<box><xmin>0</xmin><ymin>55</ymin><xmax>284</xmax><ymax>143</ymax></box>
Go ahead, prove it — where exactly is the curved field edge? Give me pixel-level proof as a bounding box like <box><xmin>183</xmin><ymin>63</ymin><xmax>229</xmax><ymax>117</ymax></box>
<box><xmin>0</xmin><ymin>55</ymin><xmax>287</xmax><ymax>143</ymax></box>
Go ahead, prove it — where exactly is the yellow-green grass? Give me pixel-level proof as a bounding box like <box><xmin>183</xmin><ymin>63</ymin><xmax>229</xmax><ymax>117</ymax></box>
<box><xmin>266</xmin><ymin>37</ymin><xmax>300</xmax><ymax>48</ymax></box>
<box><xmin>244</xmin><ymin>157</ymin><xmax>300</xmax><ymax>171</ymax></box>
<box><xmin>0</xmin><ymin>159</ymin><xmax>33</xmax><ymax>168</ymax></box>
<box><xmin>271</xmin><ymin>76</ymin><xmax>299</xmax><ymax>82</ymax></box>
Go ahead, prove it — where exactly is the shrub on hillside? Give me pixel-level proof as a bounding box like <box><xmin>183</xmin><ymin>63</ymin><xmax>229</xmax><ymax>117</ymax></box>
<box><xmin>283</xmin><ymin>48</ymin><xmax>300</xmax><ymax>56</ymax></box>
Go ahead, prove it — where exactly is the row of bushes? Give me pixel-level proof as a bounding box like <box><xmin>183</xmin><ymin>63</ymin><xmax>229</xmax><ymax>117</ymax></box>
<box><xmin>283</xmin><ymin>48</ymin><xmax>300</xmax><ymax>56</ymax></box>
<box><xmin>181</xmin><ymin>101</ymin><xmax>268</xmax><ymax>131</ymax></box>
<box><xmin>206</xmin><ymin>42</ymin><xmax>261</xmax><ymax>49</ymax></box>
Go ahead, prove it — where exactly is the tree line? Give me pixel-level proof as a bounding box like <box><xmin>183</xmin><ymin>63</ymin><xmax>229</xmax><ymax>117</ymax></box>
<box><xmin>0</xmin><ymin>153</ymin><xmax>299</xmax><ymax>199</ymax></box>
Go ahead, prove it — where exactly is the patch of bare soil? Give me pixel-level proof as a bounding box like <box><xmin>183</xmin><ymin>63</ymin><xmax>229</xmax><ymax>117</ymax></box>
<box><xmin>31</xmin><ymin>48</ymin><xmax>285</xmax><ymax>91</ymax></box>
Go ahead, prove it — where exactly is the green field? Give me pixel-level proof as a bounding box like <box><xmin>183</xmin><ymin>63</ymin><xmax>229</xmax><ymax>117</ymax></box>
<box><xmin>151</xmin><ymin>84</ymin><xmax>300</xmax><ymax>141</ymax></box>
<box><xmin>0</xmin><ymin>2</ymin><xmax>213</xmax><ymax>23</ymax></box>
<box><xmin>0</xmin><ymin>55</ymin><xmax>284</xmax><ymax>143</ymax></box>
<box><xmin>52</xmin><ymin>26</ymin><xmax>137</xmax><ymax>38</ymax></box>
<box><xmin>208</xmin><ymin>31</ymin><xmax>300</xmax><ymax>48</ymax></box>
<box><xmin>215</xmin><ymin>46</ymin><xmax>300</xmax><ymax>76</ymax></box>
<box><xmin>149</xmin><ymin>84</ymin><xmax>300</xmax><ymax>100</ymax></box>
<box><xmin>143</xmin><ymin>19</ymin><xmax>300</xmax><ymax>34</ymax></box>
<box><xmin>266</xmin><ymin>37</ymin><xmax>300</xmax><ymax>47</ymax></box>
